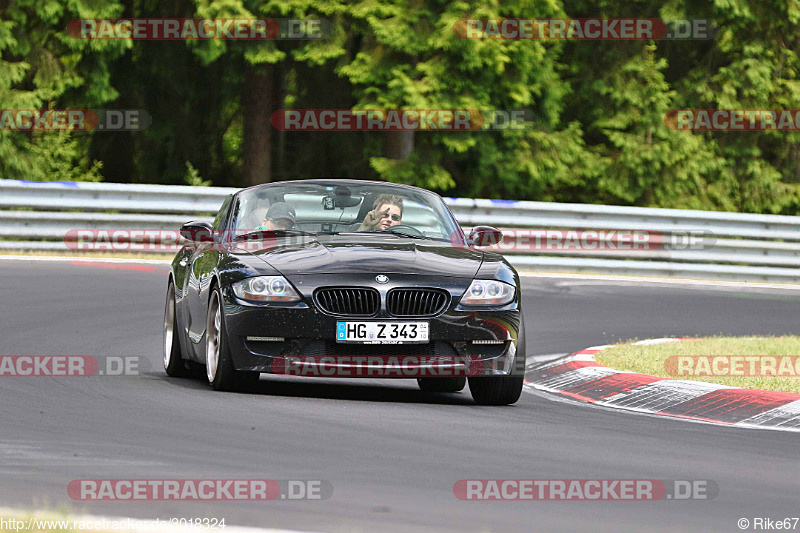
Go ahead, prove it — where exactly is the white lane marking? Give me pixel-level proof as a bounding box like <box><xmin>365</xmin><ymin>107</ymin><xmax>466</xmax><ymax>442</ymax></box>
<box><xmin>0</xmin><ymin>255</ymin><xmax>170</xmax><ymax>264</ymax></box>
<box><xmin>526</xmin><ymin>353</ymin><xmax>568</xmax><ymax>368</ymax></box>
<box><xmin>519</xmin><ymin>271</ymin><xmax>800</xmax><ymax>291</ymax></box>
<box><xmin>0</xmin><ymin>440</ymin><xmax>164</xmax><ymax>468</ymax></box>
<box><xmin>632</xmin><ymin>338</ymin><xmax>682</xmax><ymax>345</ymax></box>
<box><xmin>582</xmin><ymin>344</ymin><xmax>619</xmax><ymax>351</ymax></box>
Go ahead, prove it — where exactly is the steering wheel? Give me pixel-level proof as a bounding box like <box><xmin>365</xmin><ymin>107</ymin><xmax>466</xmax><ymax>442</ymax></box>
<box><xmin>385</xmin><ymin>224</ymin><xmax>425</xmax><ymax>237</ymax></box>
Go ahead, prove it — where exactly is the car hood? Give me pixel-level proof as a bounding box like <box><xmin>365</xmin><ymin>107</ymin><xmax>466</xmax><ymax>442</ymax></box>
<box><xmin>241</xmin><ymin>235</ymin><xmax>483</xmax><ymax>277</ymax></box>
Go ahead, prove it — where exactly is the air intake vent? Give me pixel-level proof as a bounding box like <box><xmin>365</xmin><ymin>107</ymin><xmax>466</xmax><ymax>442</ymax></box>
<box><xmin>315</xmin><ymin>287</ymin><xmax>380</xmax><ymax>316</ymax></box>
<box><xmin>387</xmin><ymin>288</ymin><xmax>449</xmax><ymax>317</ymax></box>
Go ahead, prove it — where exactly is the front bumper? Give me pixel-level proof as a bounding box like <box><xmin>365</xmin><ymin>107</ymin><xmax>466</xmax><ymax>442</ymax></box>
<box><xmin>220</xmin><ymin>274</ymin><xmax>524</xmax><ymax>377</ymax></box>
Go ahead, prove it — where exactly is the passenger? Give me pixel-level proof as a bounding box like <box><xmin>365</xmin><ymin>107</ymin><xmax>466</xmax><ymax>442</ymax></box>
<box><xmin>358</xmin><ymin>194</ymin><xmax>403</xmax><ymax>231</ymax></box>
<box><xmin>254</xmin><ymin>202</ymin><xmax>296</xmax><ymax>231</ymax></box>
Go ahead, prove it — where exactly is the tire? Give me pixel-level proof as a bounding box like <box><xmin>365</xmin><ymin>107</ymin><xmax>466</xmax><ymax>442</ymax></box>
<box><xmin>468</xmin><ymin>308</ymin><xmax>526</xmax><ymax>405</ymax></box>
<box><xmin>205</xmin><ymin>287</ymin><xmax>260</xmax><ymax>392</ymax></box>
<box><xmin>417</xmin><ymin>377</ymin><xmax>466</xmax><ymax>393</ymax></box>
<box><xmin>164</xmin><ymin>281</ymin><xmax>188</xmax><ymax>377</ymax></box>
<box><xmin>468</xmin><ymin>375</ymin><xmax>524</xmax><ymax>405</ymax></box>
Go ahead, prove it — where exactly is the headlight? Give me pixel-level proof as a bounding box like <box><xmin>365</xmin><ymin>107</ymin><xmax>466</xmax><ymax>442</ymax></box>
<box><xmin>459</xmin><ymin>280</ymin><xmax>515</xmax><ymax>306</ymax></box>
<box><xmin>232</xmin><ymin>276</ymin><xmax>301</xmax><ymax>303</ymax></box>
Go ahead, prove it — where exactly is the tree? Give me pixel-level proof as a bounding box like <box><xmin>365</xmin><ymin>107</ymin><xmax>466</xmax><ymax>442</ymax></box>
<box><xmin>0</xmin><ymin>0</ymin><xmax>127</xmax><ymax>180</ymax></box>
<box><xmin>592</xmin><ymin>44</ymin><xmax>730</xmax><ymax>209</ymax></box>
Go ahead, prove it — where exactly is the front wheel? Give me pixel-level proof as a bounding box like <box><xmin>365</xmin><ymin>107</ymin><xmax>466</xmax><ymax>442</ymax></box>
<box><xmin>206</xmin><ymin>288</ymin><xmax>259</xmax><ymax>391</ymax></box>
<box><xmin>164</xmin><ymin>281</ymin><xmax>188</xmax><ymax>377</ymax></box>
<box><xmin>417</xmin><ymin>377</ymin><xmax>466</xmax><ymax>393</ymax></box>
<box><xmin>468</xmin><ymin>376</ymin><xmax>524</xmax><ymax>405</ymax></box>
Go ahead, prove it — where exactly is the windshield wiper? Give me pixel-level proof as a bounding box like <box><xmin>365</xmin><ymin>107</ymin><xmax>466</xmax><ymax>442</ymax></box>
<box><xmin>233</xmin><ymin>229</ymin><xmax>317</xmax><ymax>241</ymax></box>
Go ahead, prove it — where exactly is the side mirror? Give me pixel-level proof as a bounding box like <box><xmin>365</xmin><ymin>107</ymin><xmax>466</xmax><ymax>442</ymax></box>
<box><xmin>469</xmin><ymin>226</ymin><xmax>504</xmax><ymax>247</ymax></box>
<box><xmin>180</xmin><ymin>221</ymin><xmax>214</xmax><ymax>243</ymax></box>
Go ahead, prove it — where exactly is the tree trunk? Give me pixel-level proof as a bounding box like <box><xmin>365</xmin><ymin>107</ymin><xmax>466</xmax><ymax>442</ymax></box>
<box><xmin>242</xmin><ymin>62</ymin><xmax>276</xmax><ymax>186</ymax></box>
<box><xmin>383</xmin><ymin>130</ymin><xmax>414</xmax><ymax>160</ymax></box>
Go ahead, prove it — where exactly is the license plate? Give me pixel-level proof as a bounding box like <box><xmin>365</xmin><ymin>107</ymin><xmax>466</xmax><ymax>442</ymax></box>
<box><xmin>336</xmin><ymin>321</ymin><xmax>429</xmax><ymax>344</ymax></box>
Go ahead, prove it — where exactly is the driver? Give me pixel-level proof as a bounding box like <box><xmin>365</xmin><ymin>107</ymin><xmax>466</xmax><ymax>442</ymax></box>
<box><xmin>358</xmin><ymin>194</ymin><xmax>404</xmax><ymax>231</ymax></box>
<box><xmin>254</xmin><ymin>202</ymin><xmax>296</xmax><ymax>231</ymax></box>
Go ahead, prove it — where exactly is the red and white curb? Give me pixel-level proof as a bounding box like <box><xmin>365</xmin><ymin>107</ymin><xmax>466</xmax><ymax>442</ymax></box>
<box><xmin>524</xmin><ymin>338</ymin><xmax>800</xmax><ymax>432</ymax></box>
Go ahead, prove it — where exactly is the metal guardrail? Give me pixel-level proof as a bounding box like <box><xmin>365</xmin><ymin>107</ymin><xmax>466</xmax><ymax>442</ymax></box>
<box><xmin>1</xmin><ymin>179</ymin><xmax>799</xmax><ymax>282</ymax></box>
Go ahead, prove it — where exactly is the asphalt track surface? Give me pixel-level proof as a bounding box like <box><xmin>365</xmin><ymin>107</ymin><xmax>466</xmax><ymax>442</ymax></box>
<box><xmin>1</xmin><ymin>259</ymin><xmax>799</xmax><ymax>532</ymax></box>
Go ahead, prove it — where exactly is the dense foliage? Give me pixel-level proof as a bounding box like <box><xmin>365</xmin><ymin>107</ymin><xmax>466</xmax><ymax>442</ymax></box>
<box><xmin>1</xmin><ymin>0</ymin><xmax>798</xmax><ymax>214</ymax></box>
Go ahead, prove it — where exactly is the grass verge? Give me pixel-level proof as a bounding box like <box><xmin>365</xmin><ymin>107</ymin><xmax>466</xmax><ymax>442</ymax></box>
<box><xmin>596</xmin><ymin>336</ymin><xmax>800</xmax><ymax>393</ymax></box>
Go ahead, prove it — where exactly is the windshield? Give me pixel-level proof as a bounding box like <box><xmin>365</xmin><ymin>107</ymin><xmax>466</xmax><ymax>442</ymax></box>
<box><xmin>231</xmin><ymin>181</ymin><xmax>463</xmax><ymax>243</ymax></box>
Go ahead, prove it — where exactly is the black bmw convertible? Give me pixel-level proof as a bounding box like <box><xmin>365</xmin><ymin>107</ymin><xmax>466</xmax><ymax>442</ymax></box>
<box><xmin>163</xmin><ymin>180</ymin><xmax>526</xmax><ymax>405</ymax></box>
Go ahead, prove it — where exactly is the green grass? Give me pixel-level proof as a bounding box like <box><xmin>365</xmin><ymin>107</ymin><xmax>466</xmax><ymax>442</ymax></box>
<box><xmin>596</xmin><ymin>336</ymin><xmax>800</xmax><ymax>393</ymax></box>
